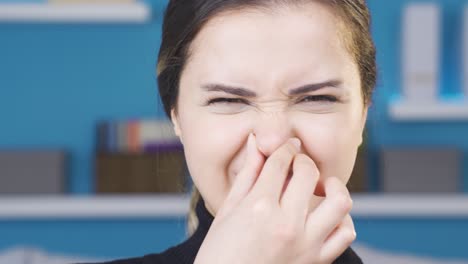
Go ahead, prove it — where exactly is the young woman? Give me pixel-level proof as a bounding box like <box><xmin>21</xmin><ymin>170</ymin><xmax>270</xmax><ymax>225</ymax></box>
<box><xmin>97</xmin><ymin>0</ymin><xmax>376</xmax><ymax>263</ymax></box>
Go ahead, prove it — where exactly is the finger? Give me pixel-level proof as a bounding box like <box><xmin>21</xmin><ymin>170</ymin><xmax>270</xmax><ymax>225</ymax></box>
<box><xmin>319</xmin><ymin>214</ymin><xmax>356</xmax><ymax>263</ymax></box>
<box><xmin>309</xmin><ymin>195</ymin><xmax>325</xmax><ymax>214</ymax></box>
<box><xmin>251</xmin><ymin>138</ymin><xmax>301</xmax><ymax>202</ymax></box>
<box><xmin>280</xmin><ymin>154</ymin><xmax>320</xmax><ymax>222</ymax></box>
<box><xmin>305</xmin><ymin>177</ymin><xmax>352</xmax><ymax>243</ymax></box>
<box><xmin>220</xmin><ymin>133</ymin><xmax>264</xmax><ymax>215</ymax></box>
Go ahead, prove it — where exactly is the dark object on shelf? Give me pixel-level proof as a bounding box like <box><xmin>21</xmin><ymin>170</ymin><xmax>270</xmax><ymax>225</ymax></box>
<box><xmin>95</xmin><ymin>151</ymin><xmax>188</xmax><ymax>193</ymax></box>
<box><xmin>348</xmin><ymin>145</ymin><xmax>368</xmax><ymax>193</ymax></box>
<box><xmin>0</xmin><ymin>150</ymin><xmax>67</xmax><ymax>194</ymax></box>
<box><xmin>380</xmin><ymin>149</ymin><xmax>461</xmax><ymax>193</ymax></box>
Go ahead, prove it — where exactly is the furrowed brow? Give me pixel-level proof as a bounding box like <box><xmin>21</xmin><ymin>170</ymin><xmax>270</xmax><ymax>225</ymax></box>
<box><xmin>288</xmin><ymin>80</ymin><xmax>343</xmax><ymax>96</ymax></box>
<box><xmin>202</xmin><ymin>84</ymin><xmax>257</xmax><ymax>97</ymax></box>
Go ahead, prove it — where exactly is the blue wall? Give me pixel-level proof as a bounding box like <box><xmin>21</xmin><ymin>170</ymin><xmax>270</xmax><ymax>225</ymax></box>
<box><xmin>0</xmin><ymin>217</ymin><xmax>187</xmax><ymax>260</ymax></box>
<box><xmin>355</xmin><ymin>217</ymin><xmax>468</xmax><ymax>260</ymax></box>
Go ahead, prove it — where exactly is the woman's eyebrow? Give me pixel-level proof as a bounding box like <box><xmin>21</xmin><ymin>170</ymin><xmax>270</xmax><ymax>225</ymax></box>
<box><xmin>288</xmin><ymin>79</ymin><xmax>343</xmax><ymax>96</ymax></box>
<box><xmin>201</xmin><ymin>84</ymin><xmax>257</xmax><ymax>97</ymax></box>
<box><xmin>201</xmin><ymin>79</ymin><xmax>343</xmax><ymax>97</ymax></box>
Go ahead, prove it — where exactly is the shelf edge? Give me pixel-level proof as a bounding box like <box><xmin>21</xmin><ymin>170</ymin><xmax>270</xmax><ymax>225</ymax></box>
<box><xmin>0</xmin><ymin>194</ymin><xmax>468</xmax><ymax>219</ymax></box>
<box><xmin>389</xmin><ymin>100</ymin><xmax>468</xmax><ymax>121</ymax></box>
<box><xmin>0</xmin><ymin>3</ymin><xmax>151</xmax><ymax>23</ymax></box>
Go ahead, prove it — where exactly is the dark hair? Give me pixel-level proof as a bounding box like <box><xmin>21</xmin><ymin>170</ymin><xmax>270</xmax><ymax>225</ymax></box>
<box><xmin>156</xmin><ymin>0</ymin><xmax>377</xmax><ymax>234</ymax></box>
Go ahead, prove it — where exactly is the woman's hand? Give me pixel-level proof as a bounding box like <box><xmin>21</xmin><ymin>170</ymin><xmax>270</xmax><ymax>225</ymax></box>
<box><xmin>194</xmin><ymin>134</ymin><xmax>356</xmax><ymax>264</ymax></box>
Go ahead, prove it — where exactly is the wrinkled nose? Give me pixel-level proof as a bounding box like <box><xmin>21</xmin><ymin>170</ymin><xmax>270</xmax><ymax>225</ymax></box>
<box><xmin>253</xmin><ymin>112</ymin><xmax>295</xmax><ymax>157</ymax></box>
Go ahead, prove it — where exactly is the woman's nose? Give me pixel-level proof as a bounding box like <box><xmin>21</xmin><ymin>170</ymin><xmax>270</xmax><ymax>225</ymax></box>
<box><xmin>253</xmin><ymin>113</ymin><xmax>295</xmax><ymax>157</ymax></box>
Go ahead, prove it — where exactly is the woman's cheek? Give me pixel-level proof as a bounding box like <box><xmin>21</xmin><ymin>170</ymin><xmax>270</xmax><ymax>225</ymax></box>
<box><xmin>211</xmin><ymin>115</ymin><xmax>253</xmax><ymax>181</ymax></box>
<box><xmin>297</xmin><ymin>118</ymin><xmax>353</xmax><ymax>182</ymax></box>
<box><xmin>181</xmin><ymin>113</ymin><xmax>253</xmax><ymax>211</ymax></box>
<box><xmin>322</xmin><ymin>134</ymin><xmax>361</xmax><ymax>183</ymax></box>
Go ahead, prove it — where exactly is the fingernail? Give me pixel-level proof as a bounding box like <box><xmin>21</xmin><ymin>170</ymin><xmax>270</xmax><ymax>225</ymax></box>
<box><xmin>289</xmin><ymin>138</ymin><xmax>301</xmax><ymax>151</ymax></box>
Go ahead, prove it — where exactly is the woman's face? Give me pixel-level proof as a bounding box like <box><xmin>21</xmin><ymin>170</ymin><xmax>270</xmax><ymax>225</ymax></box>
<box><xmin>172</xmin><ymin>3</ymin><xmax>368</xmax><ymax>215</ymax></box>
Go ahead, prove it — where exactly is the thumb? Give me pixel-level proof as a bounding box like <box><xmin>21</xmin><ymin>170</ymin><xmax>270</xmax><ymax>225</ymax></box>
<box><xmin>220</xmin><ymin>133</ymin><xmax>264</xmax><ymax>215</ymax></box>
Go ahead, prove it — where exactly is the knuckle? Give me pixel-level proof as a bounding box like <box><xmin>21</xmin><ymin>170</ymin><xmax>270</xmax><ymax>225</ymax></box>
<box><xmin>334</xmin><ymin>193</ymin><xmax>352</xmax><ymax>213</ymax></box>
<box><xmin>343</xmin><ymin>228</ymin><xmax>357</xmax><ymax>244</ymax></box>
<box><xmin>251</xmin><ymin>197</ymin><xmax>274</xmax><ymax>217</ymax></box>
<box><xmin>273</xmin><ymin>223</ymin><xmax>299</xmax><ymax>244</ymax></box>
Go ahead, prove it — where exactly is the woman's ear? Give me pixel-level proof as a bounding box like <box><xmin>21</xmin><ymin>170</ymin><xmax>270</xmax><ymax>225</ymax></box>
<box><xmin>171</xmin><ymin>109</ymin><xmax>183</xmax><ymax>143</ymax></box>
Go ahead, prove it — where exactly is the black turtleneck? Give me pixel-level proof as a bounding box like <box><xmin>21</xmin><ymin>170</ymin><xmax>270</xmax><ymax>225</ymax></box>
<box><xmin>88</xmin><ymin>198</ymin><xmax>363</xmax><ymax>264</ymax></box>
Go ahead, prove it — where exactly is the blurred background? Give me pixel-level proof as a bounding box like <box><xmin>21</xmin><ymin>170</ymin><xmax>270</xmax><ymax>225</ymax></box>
<box><xmin>0</xmin><ymin>0</ymin><xmax>468</xmax><ymax>263</ymax></box>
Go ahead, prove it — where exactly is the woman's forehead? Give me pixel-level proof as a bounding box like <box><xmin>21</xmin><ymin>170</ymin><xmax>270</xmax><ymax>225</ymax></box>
<box><xmin>189</xmin><ymin>3</ymin><xmax>344</xmax><ymax>59</ymax></box>
<box><xmin>184</xmin><ymin>3</ymin><xmax>357</xmax><ymax>91</ymax></box>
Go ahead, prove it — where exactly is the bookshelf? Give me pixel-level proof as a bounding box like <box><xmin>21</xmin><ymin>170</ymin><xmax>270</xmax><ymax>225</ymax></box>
<box><xmin>0</xmin><ymin>195</ymin><xmax>468</xmax><ymax>219</ymax></box>
<box><xmin>0</xmin><ymin>3</ymin><xmax>151</xmax><ymax>23</ymax></box>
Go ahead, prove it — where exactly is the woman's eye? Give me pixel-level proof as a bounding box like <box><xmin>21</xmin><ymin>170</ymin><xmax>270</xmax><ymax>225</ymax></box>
<box><xmin>205</xmin><ymin>97</ymin><xmax>250</xmax><ymax>114</ymax></box>
<box><xmin>297</xmin><ymin>95</ymin><xmax>338</xmax><ymax>103</ymax></box>
<box><xmin>207</xmin><ymin>97</ymin><xmax>249</xmax><ymax>105</ymax></box>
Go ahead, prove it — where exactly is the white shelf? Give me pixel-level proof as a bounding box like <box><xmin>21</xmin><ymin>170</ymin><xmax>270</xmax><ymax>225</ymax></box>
<box><xmin>0</xmin><ymin>194</ymin><xmax>190</xmax><ymax>219</ymax></box>
<box><xmin>389</xmin><ymin>100</ymin><xmax>468</xmax><ymax>121</ymax></box>
<box><xmin>352</xmin><ymin>194</ymin><xmax>468</xmax><ymax>218</ymax></box>
<box><xmin>0</xmin><ymin>194</ymin><xmax>468</xmax><ymax>219</ymax></box>
<box><xmin>0</xmin><ymin>3</ymin><xmax>151</xmax><ymax>23</ymax></box>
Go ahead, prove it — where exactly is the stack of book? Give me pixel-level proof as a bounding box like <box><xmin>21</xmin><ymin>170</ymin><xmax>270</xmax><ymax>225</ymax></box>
<box><xmin>95</xmin><ymin>119</ymin><xmax>182</xmax><ymax>154</ymax></box>
<box><xmin>95</xmin><ymin>119</ymin><xmax>188</xmax><ymax>194</ymax></box>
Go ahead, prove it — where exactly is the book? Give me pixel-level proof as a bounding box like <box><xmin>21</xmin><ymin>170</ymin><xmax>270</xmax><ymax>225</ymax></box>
<box><xmin>402</xmin><ymin>3</ymin><xmax>440</xmax><ymax>103</ymax></box>
<box><xmin>95</xmin><ymin>119</ymin><xmax>181</xmax><ymax>154</ymax></box>
<box><xmin>127</xmin><ymin>120</ymin><xmax>140</xmax><ymax>153</ymax></box>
